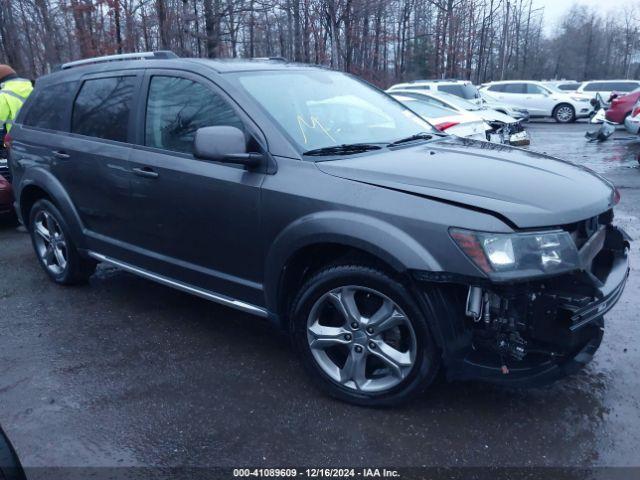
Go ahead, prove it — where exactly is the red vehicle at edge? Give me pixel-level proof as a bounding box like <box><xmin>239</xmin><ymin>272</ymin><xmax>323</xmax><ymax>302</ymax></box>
<box><xmin>606</xmin><ymin>88</ymin><xmax>640</xmax><ymax>124</ymax></box>
<box><xmin>0</xmin><ymin>174</ymin><xmax>13</xmax><ymax>218</ymax></box>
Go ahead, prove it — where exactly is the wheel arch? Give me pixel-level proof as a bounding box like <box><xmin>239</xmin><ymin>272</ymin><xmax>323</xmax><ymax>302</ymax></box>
<box><xmin>18</xmin><ymin>168</ymin><xmax>87</xmax><ymax>250</ymax></box>
<box><xmin>264</xmin><ymin>211</ymin><xmax>441</xmax><ymax>326</ymax></box>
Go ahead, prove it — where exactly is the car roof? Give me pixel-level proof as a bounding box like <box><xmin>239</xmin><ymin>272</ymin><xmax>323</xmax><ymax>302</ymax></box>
<box><xmin>484</xmin><ymin>80</ymin><xmax>540</xmax><ymax>84</ymax></box>
<box><xmin>581</xmin><ymin>79</ymin><xmax>640</xmax><ymax>84</ymax></box>
<box><xmin>390</xmin><ymin>79</ymin><xmax>470</xmax><ymax>87</ymax></box>
<box><xmin>36</xmin><ymin>56</ymin><xmax>325</xmax><ymax>86</ymax></box>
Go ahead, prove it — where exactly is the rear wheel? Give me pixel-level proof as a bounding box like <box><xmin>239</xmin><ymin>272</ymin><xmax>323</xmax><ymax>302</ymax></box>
<box><xmin>28</xmin><ymin>199</ymin><xmax>96</xmax><ymax>285</ymax></box>
<box><xmin>291</xmin><ymin>265</ymin><xmax>440</xmax><ymax>406</ymax></box>
<box><xmin>553</xmin><ymin>103</ymin><xmax>575</xmax><ymax>123</ymax></box>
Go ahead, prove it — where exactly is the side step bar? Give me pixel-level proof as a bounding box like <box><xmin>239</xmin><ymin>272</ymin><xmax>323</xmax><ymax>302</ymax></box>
<box><xmin>88</xmin><ymin>252</ymin><xmax>269</xmax><ymax>318</ymax></box>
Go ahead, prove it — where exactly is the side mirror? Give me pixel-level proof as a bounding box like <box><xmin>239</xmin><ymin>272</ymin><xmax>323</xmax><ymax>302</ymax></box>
<box><xmin>194</xmin><ymin>126</ymin><xmax>263</xmax><ymax>168</ymax></box>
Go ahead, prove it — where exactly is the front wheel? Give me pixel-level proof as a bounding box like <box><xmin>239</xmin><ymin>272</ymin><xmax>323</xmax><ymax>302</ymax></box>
<box><xmin>290</xmin><ymin>265</ymin><xmax>440</xmax><ymax>406</ymax></box>
<box><xmin>553</xmin><ymin>104</ymin><xmax>576</xmax><ymax>123</ymax></box>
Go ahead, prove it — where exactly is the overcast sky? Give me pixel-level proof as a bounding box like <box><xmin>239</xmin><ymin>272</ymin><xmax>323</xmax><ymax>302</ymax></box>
<box><xmin>535</xmin><ymin>0</ymin><xmax>637</xmax><ymax>33</ymax></box>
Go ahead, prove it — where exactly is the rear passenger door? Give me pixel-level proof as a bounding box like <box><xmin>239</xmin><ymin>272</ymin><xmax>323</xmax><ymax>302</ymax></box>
<box><xmin>58</xmin><ymin>71</ymin><xmax>142</xmax><ymax>250</ymax></box>
<box><xmin>126</xmin><ymin>70</ymin><xmax>265</xmax><ymax>305</ymax></box>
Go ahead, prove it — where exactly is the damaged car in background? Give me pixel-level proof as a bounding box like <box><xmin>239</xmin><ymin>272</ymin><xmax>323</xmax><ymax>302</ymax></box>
<box><xmin>479</xmin><ymin>89</ymin><xmax>530</xmax><ymax>123</ymax></box>
<box><xmin>388</xmin><ymin>88</ymin><xmax>530</xmax><ymax>146</ymax></box>
<box><xmin>390</xmin><ymin>93</ymin><xmax>492</xmax><ymax>140</ymax></box>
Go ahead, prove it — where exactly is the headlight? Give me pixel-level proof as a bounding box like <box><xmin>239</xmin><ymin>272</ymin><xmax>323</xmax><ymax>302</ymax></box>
<box><xmin>571</xmin><ymin>96</ymin><xmax>588</xmax><ymax>102</ymax></box>
<box><xmin>450</xmin><ymin>228</ymin><xmax>580</xmax><ymax>280</ymax></box>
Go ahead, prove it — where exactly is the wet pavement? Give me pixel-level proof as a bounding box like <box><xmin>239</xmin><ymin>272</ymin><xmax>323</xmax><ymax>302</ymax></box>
<box><xmin>0</xmin><ymin>122</ymin><xmax>639</xmax><ymax>473</ymax></box>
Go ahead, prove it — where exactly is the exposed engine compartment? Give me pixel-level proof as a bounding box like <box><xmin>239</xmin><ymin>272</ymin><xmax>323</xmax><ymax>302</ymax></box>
<box><xmin>441</xmin><ymin>221</ymin><xmax>629</xmax><ymax>384</ymax></box>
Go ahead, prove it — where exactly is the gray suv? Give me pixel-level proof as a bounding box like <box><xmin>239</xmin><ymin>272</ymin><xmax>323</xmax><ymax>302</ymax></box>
<box><xmin>7</xmin><ymin>52</ymin><xmax>630</xmax><ymax>406</ymax></box>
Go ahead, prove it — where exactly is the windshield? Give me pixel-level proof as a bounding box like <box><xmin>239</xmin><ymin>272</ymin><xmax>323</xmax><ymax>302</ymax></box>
<box><xmin>438</xmin><ymin>83</ymin><xmax>480</xmax><ymax>100</ymax></box>
<box><xmin>393</xmin><ymin>96</ymin><xmax>459</xmax><ymax>119</ymax></box>
<box><xmin>480</xmin><ymin>90</ymin><xmax>499</xmax><ymax>102</ymax></box>
<box><xmin>544</xmin><ymin>84</ymin><xmax>563</xmax><ymax>94</ymax></box>
<box><xmin>232</xmin><ymin>70</ymin><xmax>436</xmax><ymax>152</ymax></box>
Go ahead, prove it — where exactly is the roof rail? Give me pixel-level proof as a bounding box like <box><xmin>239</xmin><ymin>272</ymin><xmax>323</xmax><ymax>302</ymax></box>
<box><xmin>251</xmin><ymin>56</ymin><xmax>287</xmax><ymax>62</ymax></box>
<box><xmin>408</xmin><ymin>78</ymin><xmax>465</xmax><ymax>83</ymax></box>
<box><xmin>59</xmin><ymin>51</ymin><xmax>178</xmax><ymax>70</ymax></box>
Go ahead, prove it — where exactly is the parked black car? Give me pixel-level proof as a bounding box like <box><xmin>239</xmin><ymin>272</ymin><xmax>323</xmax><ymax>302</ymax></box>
<box><xmin>7</xmin><ymin>52</ymin><xmax>630</xmax><ymax>406</ymax></box>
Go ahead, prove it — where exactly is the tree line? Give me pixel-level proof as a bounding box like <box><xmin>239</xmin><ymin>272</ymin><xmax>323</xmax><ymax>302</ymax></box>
<box><xmin>0</xmin><ymin>0</ymin><xmax>638</xmax><ymax>87</ymax></box>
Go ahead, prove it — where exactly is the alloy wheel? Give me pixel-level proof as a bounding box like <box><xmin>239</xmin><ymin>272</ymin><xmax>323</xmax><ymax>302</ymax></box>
<box><xmin>556</xmin><ymin>106</ymin><xmax>574</xmax><ymax>123</ymax></box>
<box><xmin>33</xmin><ymin>210</ymin><xmax>68</xmax><ymax>275</ymax></box>
<box><xmin>306</xmin><ymin>286</ymin><xmax>417</xmax><ymax>393</ymax></box>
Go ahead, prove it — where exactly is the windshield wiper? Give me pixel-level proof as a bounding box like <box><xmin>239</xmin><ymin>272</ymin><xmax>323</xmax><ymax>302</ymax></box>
<box><xmin>387</xmin><ymin>132</ymin><xmax>436</xmax><ymax>147</ymax></box>
<box><xmin>303</xmin><ymin>143</ymin><xmax>382</xmax><ymax>156</ymax></box>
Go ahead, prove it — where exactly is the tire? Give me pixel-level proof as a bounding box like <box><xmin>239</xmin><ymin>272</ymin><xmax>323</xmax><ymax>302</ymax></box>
<box><xmin>290</xmin><ymin>265</ymin><xmax>440</xmax><ymax>407</ymax></box>
<box><xmin>0</xmin><ymin>426</ymin><xmax>26</xmax><ymax>480</ymax></box>
<box><xmin>553</xmin><ymin>103</ymin><xmax>575</xmax><ymax>123</ymax></box>
<box><xmin>28</xmin><ymin>199</ymin><xmax>96</xmax><ymax>285</ymax></box>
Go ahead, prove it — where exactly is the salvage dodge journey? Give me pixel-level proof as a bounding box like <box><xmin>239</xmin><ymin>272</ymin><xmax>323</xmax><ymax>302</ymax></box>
<box><xmin>7</xmin><ymin>52</ymin><xmax>630</xmax><ymax>406</ymax></box>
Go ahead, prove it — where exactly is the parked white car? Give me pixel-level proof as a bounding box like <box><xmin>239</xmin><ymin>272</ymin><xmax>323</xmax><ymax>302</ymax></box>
<box><xmin>576</xmin><ymin>80</ymin><xmax>640</xmax><ymax>101</ymax></box>
<box><xmin>624</xmin><ymin>101</ymin><xmax>640</xmax><ymax>135</ymax></box>
<box><xmin>390</xmin><ymin>94</ymin><xmax>491</xmax><ymax>140</ymax></box>
<box><xmin>480</xmin><ymin>80</ymin><xmax>593</xmax><ymax>123</ymax></box>
<box><xmin>388</xmin><ymin>80</ymin><xmax>483</xmax><ymax>105</ymax></box>
<box><xmin>542</xmin><ymin>80</ymin><xmax>581</xmax><ymax>92</ymax></box>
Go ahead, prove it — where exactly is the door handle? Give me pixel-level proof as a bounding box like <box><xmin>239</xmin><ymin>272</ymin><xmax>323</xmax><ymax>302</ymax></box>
<box><xmin>52</xmin><ymin>150</ymin><xmax>70</xmax><ymax>159</ymax></box>
<box><xmin>132</xmin><ymin>166</ymin><xmax>159</xmax><ymax>179</ymax></box>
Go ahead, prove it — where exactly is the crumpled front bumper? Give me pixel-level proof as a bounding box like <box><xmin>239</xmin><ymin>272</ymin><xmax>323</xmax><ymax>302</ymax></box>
<box><xmin>444</xmin><ymin>225</ymin><xmax>630</xmax><ymax>386</ymax></box>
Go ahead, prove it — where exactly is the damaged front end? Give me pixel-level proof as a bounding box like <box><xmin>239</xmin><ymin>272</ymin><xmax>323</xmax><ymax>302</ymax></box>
<box><xmin>418</xmin><ymin>212</ymin><xmax>630</xmax><ymax>386</ymax></box>
<box><xmin>488</xmin><ymin>120</ymin><xmax>531</xmax><ymax>146</ymax></box>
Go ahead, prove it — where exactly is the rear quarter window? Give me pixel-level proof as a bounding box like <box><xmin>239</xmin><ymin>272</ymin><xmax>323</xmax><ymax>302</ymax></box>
<box><xmin>615</xmin><ymin>82</ymin><xmax>640</xmax><ymax>92</ymax></box>
<box><xmin>22</xmin><ymin>81</ymin><xmax>78</xmax><ymax>131</ymax></box>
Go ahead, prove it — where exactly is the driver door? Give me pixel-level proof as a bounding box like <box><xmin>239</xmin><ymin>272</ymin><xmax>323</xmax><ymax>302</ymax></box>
<box><xmin>126</xmin><ymin>70</ymin><xmax>266</xmax><ymax>305</ymax></box>
<box><xmin>524</xmin><ymin>83</ymin><xmax>555</xmax><ymax>116</ymax></box>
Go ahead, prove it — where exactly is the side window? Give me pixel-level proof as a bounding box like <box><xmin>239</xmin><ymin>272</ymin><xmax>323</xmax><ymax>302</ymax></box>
<box><xmin>23</xmin><ymin>81</ymin><xmax>78</xmax><ymax>131</ymax></box>
<box><xmin>72</xmin><ymin>76</ymin><xmax>137</xmax><ymax>142</ymax></box>
<box><xmin>145</xmin><ymin>76</ymin><xmax>244</xmax><ymax>154</ymax></box>
<box><xmin>583</xmin><ymin>82</ymin><xmax>603</xmax><ymax>92</ymax></box>
<box><xmin>503</xmin><ymin>83</ymin><xmax>525</xmax><ymax>94</ymax></box>
<box><xmin>488</xmin><ymin>84</ymin><xmax>505</xmax><ymax>93</ymax></box>
<box><xmin>526</xmin><ymin>84</ymin><xmax>546</xmax><ymax>94</ymax></box>
<box><xmin>617</xmin><ymin>82</ymin><xmax>640</xmax><ymax>92</ymax></box>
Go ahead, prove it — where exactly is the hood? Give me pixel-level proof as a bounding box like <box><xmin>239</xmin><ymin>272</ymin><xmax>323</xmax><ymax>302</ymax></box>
<box><xmin>476</xmin><ymin>108</ymin><xmax>518</xmax><ymax>124</ymax></box>
<box><xmin>316</xmin><ymin>137</ymin><xmax>615</xmax><ymax>229</ymax></box>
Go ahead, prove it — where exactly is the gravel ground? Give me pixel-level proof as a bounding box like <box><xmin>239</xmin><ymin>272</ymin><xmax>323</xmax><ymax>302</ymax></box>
<box><xmin>0</xmin><ymin>122</ymin><xmax>639</xmax><ymax>476</ymax></box>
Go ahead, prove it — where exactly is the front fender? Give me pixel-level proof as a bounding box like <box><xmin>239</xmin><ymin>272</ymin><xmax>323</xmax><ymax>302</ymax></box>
<box><xmin>17</xmin><ymin>167</ymin><xmax>86</xmax><ymax>250</ymax></box>
<box><xmin>263</xmin><ymin>210</ymin><xmax>441</xmax><ymax>312</ymax></box>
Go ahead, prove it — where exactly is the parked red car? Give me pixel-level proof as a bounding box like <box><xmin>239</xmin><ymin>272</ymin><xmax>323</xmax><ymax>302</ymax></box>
<box><xmin>0</xmin><ymin>174</ymin><xmax>14</xmax><ymax>218</ymax></box>
<box><xmin>606</xmin><ymin>88</ymin><xmax>640</xmax><ymax>123</ymax></box>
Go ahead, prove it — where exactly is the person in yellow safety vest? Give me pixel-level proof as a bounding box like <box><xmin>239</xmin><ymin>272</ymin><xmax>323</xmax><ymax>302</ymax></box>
<box><xmin>0</xmin><ymin>64</ymin><xmax>33</xmax><ymax>146</ymax></box>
